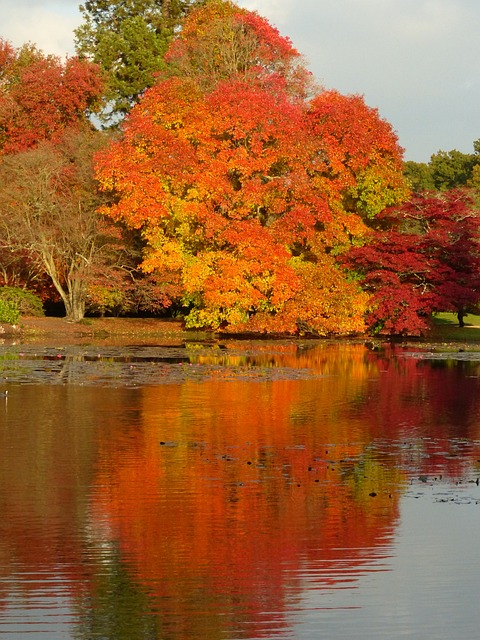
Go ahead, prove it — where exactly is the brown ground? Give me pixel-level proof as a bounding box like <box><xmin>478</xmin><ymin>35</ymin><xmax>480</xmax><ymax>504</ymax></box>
<box><xmin>15</xmin><ymin>315</ymin><xmax>480</xmax><ymax>346</ymax></box>
<box><xmin>18</xmin><ymin>316</ymin><xmax>185</xmax><ymax>340</ymax></box>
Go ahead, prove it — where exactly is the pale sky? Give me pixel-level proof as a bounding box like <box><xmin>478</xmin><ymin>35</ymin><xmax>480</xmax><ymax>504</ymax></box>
<box><xmin>1</xmin><ymin>0</ymin><xmax>479</xmax><ymax>162</ymax></box>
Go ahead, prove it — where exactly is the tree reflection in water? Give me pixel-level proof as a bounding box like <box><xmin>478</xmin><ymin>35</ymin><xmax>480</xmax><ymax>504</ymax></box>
<box><xmin>0</xmin><ymin>342</ymin><xmax>479</xmax><ymax>639</ymax></box>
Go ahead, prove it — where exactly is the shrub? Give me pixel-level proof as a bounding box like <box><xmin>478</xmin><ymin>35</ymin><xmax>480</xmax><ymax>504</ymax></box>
<box><xmin>86</xmin><ymin>285</ymin><xmax>130</xmax><ymax>317</ymax></box>
<box><xmin>0</xmin><ymin>287</ymin><xmax>44</xmax><ymax>317</ymax></box>
<box><xmin>0</xmin><ymin>298</ymin><xmax>20</xmax><ymax>325</ymax></box>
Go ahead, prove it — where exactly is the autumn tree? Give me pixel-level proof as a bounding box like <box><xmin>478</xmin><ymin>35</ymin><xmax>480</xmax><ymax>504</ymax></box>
<box><xmin>85</xmin><ymin>230</ymin><xmax>182</xmax><ymax>318</ymax></box>
<box><xmin>344</xmin><ymin>190</ymin><xmax>480</xmax><ymax>335</ymax></box>
<box><xmin>164</xmin><ymin>0</ymin><xmax>313</xmax><ymax>96</ymax></box>
<box><xmin>0</xmin><ymin>39</ymin><xmax>104</xmax><ymax>154</ymax></box>
<box><xmin>0</xmin><ymin>244</ymin><xmax>53</xmax><ymax>303</ymax></box>
<box><xmin>95</xmin><ymin>0</ymin><xmax>407</xmax><ymax>335</ymax></box>
<box><xmin>0</xmin><ymin>129</ymin><xmax>128</xmax><ymax>321</ymax></box>
<box><xmin>306</xmin><ymin>90</ymin><xmax>408</xmax><ymax>221</ymax></box>
<box><xmin>75</xmin><ymin>0</ymin><xmax>198</xmax><ymax>119</ymax></box>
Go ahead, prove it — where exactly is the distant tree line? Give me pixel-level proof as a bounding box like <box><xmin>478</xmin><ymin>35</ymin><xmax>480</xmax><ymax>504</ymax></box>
<box><xmin>404</xmin><ymin>141</ymin><xmax>480</xmax><ymax>192</ymax></box>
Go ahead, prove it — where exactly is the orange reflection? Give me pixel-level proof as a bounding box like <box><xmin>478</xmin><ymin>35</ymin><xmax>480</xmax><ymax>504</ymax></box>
<box><xmin>1</xmin><ymin>343</ymin><xmax>480</xmax><ymax>638</ymax></box>
<box><xmin>90</xmin><ymin>348</ymin><xmax>403</xmax><ymax>637</ymax></box>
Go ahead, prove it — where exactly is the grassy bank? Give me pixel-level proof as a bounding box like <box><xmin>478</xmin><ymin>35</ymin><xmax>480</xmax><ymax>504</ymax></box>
<box><xmin>428</xmin><ymin>312</ymin><xmax>480</xmax><ymax>343</ymax></box>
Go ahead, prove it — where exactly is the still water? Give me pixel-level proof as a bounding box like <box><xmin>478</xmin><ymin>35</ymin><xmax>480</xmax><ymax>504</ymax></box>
<box><xmin>0</xmin><ymin>340</ymin><xmax>479</xmax><ymax>639</ymax></box>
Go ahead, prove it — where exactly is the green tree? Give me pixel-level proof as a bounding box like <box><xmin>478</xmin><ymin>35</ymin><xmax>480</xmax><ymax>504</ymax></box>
<box><xmin>74</xmin><ymin>0</ymin><xmax>198</xmax><ymax>120</ymax></box>
<box><xmin>404</xmin><ymin>141</ymin><xmax>480</xmax><ymax>194</ymax></box>
<box><xmin>403</xmin><ymin>160</ymin><xmax>435</xmax><ymax>193</ymax></box>
<box><xmin>429</xmin><ymin>149</ymin><xmax>477</xmax><ymax>191</ymax></box>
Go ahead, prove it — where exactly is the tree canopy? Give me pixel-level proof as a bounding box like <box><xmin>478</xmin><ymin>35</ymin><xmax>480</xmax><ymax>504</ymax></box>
<box><xmin>0</xmin><ymin>129</ymin><xmax>126</xmax><ymax>321</ymax></box>
<box><xmin>95</xmin><ymin>0</ymin><xmax>407</xmax><ymax>335</ymax></box>
<box><xmin>404</xmin><ymin>141</ymin><xmax>480</xmax><ymax>193</ymax></box>
<box><xmin>164</xmin><ymin>0</ymin><xmax>312</xmax><ymax>96</ymax></box>
<box><xmin>344</xmin><ymin>190</ymin><xmax>480</xmax><ymax>335</ymax></box>
<box><xmin>6</xmin><ymin>0</ymin><xmax>478</xmax><ymax>336</ymax></box>
<box><xmin>0</xmin><ymin>39</ymin><xmax>104</xmax><ymax>154</ymax></box>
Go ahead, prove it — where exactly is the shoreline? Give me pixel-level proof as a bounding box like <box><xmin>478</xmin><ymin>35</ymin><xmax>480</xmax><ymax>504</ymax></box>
<box><xmin>4</xmin><ymin>316</ymin><xmax>480</xmax><ymax>350</ymax></box>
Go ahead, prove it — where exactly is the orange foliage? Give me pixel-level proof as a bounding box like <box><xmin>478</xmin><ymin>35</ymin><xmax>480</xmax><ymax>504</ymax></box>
<box><xmin>307</xmin><ymin>91</ymin><xmax>408</xmax><ymax>219</ymax></box>
<box><xmin>165</xmin><ymin>0</ymin><xmax>312</xmax><ymax>97</ymax></box>
<box><xmin>96</xmin><ymin>1</ymin><xmax>407</xmax><ymax>334</ymax></box>
<box><xmin>89</xmin><ymin>347</ymin><xmax>403</xmax><ymax>637</ymax></box>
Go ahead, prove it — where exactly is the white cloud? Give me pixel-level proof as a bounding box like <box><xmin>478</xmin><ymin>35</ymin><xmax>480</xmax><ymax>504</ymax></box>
<box><xmin>0</xmin><ymin>1</ymin><xmax>80</xmax><ymax>57</ymax></box>
<box><xmin>238</xmin><ymin>0</ymin><xmax>295</xmax><ymax>25</ymax></box>
<box><xmin>239</xmin><ymin>0</ymin><xmax>480</xmax><ymax>160</ymax></box>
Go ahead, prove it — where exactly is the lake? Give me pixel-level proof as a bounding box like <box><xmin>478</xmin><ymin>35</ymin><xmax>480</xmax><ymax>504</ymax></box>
<box><xmin>0</xmin><ymin>339</ymin><xmax>479</xmax><ymax>639</ymax></box>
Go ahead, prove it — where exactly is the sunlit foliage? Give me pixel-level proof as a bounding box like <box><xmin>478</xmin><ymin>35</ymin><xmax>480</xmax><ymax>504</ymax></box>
<box><xmin>96</xmin><ymin>0</ymin><xmax>407</xmax><ymax>334</ymax></box>
<box><xmin>0</xmin><ymin>39</ymin><xmax>103</xmax><ymax>154</ymax></box>
<box><xmin>345</xmin><ymin>190</ymin><xmax>480</xmax><ymax>335</ymax></box>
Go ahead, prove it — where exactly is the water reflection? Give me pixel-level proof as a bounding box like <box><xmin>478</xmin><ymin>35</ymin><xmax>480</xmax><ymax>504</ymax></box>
<box><xmin>0</xmin><ymin>342</ymin><xmax>479</xmax><ymax>638</ymax></box>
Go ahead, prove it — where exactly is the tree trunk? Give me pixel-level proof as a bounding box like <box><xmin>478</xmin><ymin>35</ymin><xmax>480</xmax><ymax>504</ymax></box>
<box><xmin>64</xmin><ymin>280</ymin><xmax>86</xmax><ymax>322</ymax></box>
<box><xmin>59</xmin><ymin>274</ymin><xmax>87</xmax><ymax>322</ymax></box>
<box><xmin>42</xmin><ymin>259</ymin><xmax>86</xmax><ymax>322</ymax></box>
<box><xmin>64</xmin><ymin>297</ymin><xmax>86</xmax><ymax>322</ymax></box>
<box><xmin>457</xmin><ymin>309</ymin><xmax>465</xmax><ymax>328</ymax></box>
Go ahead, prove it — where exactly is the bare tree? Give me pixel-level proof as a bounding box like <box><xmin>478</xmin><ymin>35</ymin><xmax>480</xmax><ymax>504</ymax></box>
<box><xmin>0</xmin><ymin>128</ymin><xmax>119</xmax><ymax>321</ymax></box>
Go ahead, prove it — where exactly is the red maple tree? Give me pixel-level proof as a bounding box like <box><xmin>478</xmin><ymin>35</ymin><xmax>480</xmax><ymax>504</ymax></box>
<box><xmin>0</xmin><ymin>40</ymin><xmax>104</xmax><ymax>154</ymax></box>
<box><xmin>344</xmin><ymin>190</ymin><xmax>480</xmax><ymax>335</ymax></box>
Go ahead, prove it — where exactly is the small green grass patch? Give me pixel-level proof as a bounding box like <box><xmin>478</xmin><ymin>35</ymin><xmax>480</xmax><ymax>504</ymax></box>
<box><xmin>429</xmin><ymin>312</ymin><xmax>480</xmax><ymax>343</ymax></box>
<box><xmin>433</xmin><ymin>312</ymin><xmax>480</xmax><ymax>326</ymax></box>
